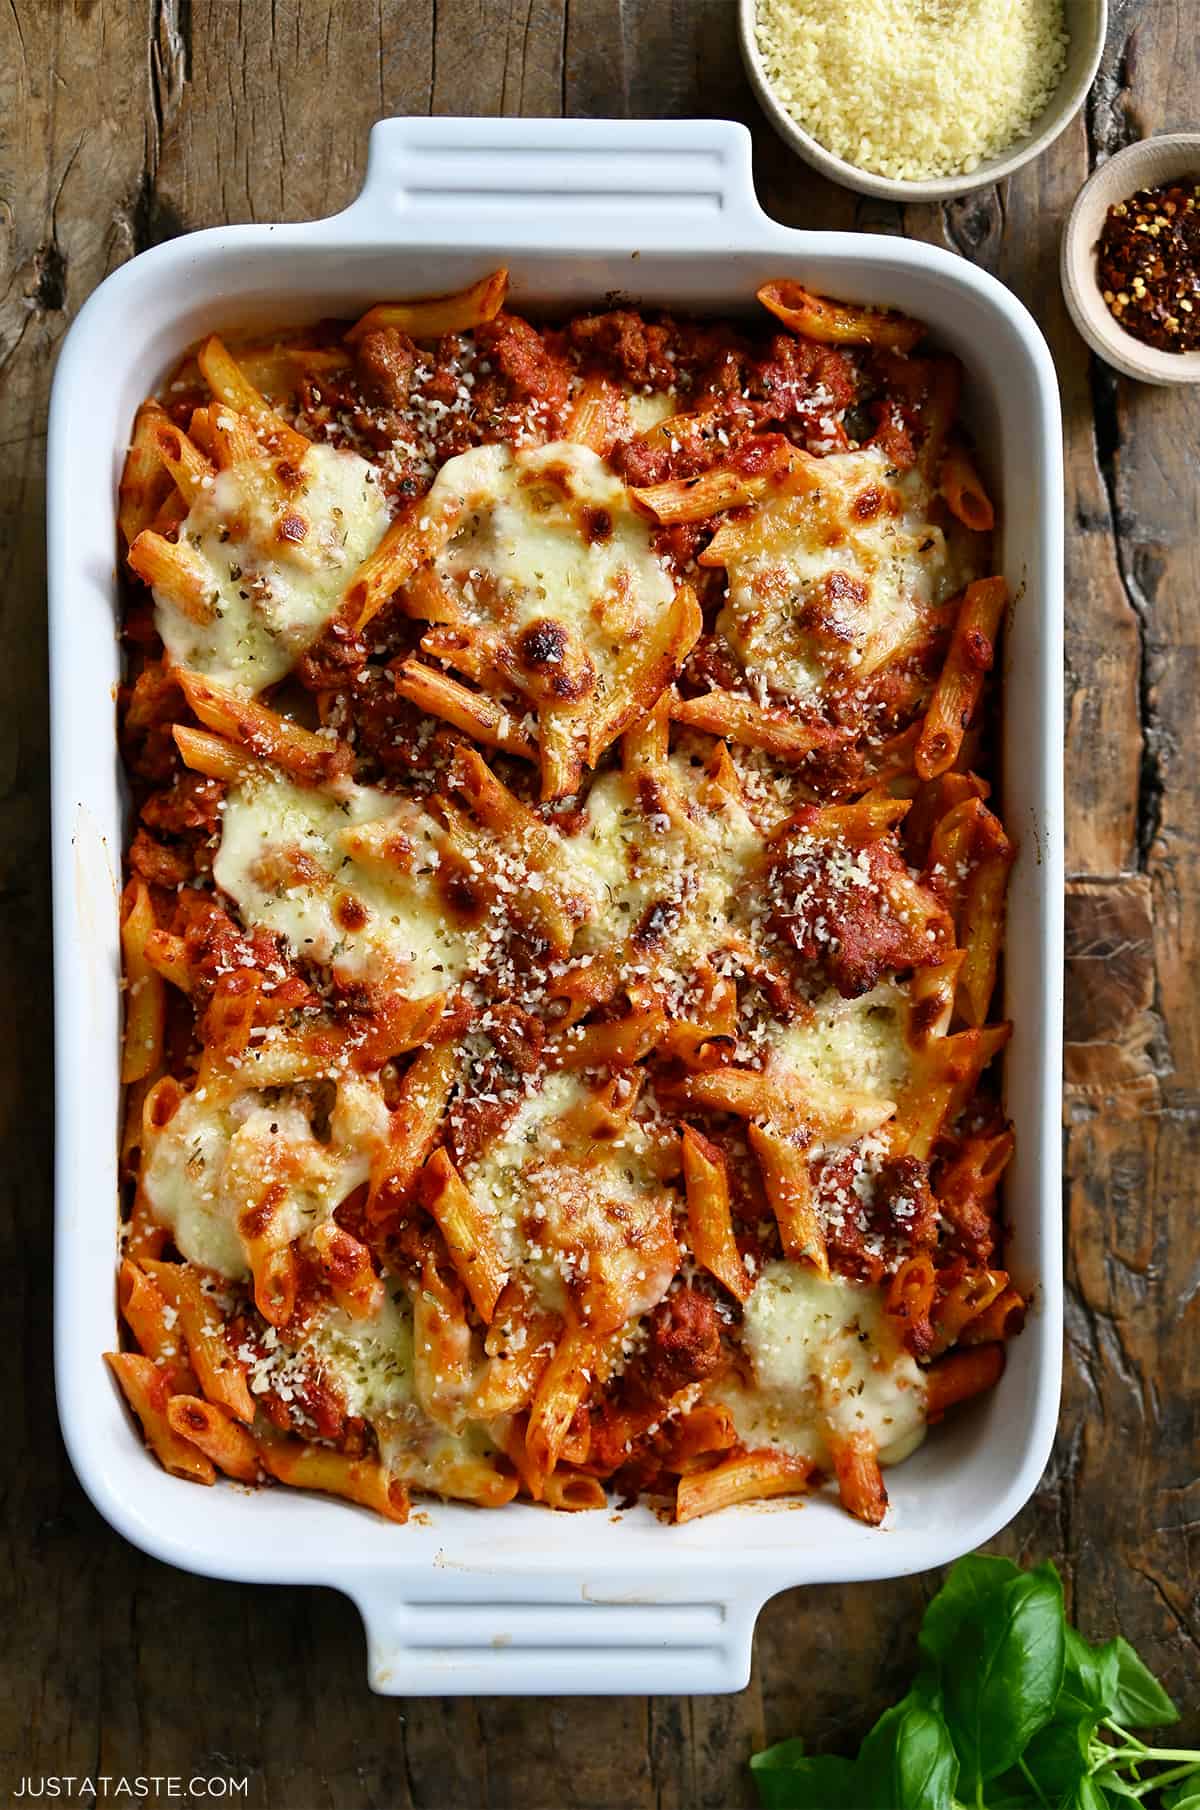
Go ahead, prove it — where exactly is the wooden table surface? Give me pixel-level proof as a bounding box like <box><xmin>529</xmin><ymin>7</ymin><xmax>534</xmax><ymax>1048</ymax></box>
<box><xmin>3</xmin><ymin>2</ymin><xmax>1197</xmax><ymax>1804</ymax></box>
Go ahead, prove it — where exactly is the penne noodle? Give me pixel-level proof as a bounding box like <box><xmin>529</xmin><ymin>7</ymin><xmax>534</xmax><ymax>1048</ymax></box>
<box><xmin>525</xmin><ymin>1322</ymin><xmax>598</xmax><ymax>1482</ymax></box>
<box><xmin>166</xmin><ymin>1396</ymin><xmax>261</xmax><ymax>1482</ymax></box>
<box><xmin>829</xmin><ymin>1431</ymin><xmax>888</xmax><ymax>1526</ymax></box>
<box><xmin>186</xmin><ymin>405</ymin><xmax>216</xmax><ymax>455</ymax></box>
<box><xmin>410</xmin><ymin>1258</ymin><xmax>476</xmax><ymax>1429</ymax></box>
<box><xmin>258</xmin><ymin>1436</ymin><xmax>410</xmax><ymax>1522</ymax></box>
<box><xmin>670</xmin><ymin>689</ymin><xmax>849</xmax><ymax>763</ymax></box>
<box><xmin>584</xmin><ymin>582</ymin><xmax>703</xmax><ymax>767</ymax></box>
<box><xmin>956</xmin><ymin>841</ymin><xmax>1015</xmax><ymax>1028</ymax></box>
<box><xmin>209</xmin><ymin>406</ymin><xmax>263</xmax><ymax>469</ymax></box>
<box><xmin>937</xmin><ymin>1130</ymin><xmax>1014</xmax><ymax>1247</ymax></box>
<box><xmin>117</xmin><ymin>1259</ymin><xmax>199</xmax><ymax>1391</ymax></box>
<box><xmin>547</xmin><ymin>1006</ymin><xmax>666</xmax><ymax>1071</ymax></box>
<box><xmin>143</xmin><ymin>928</ymin><xmax>193</xmax><ymax>994</ymax></box>
<box><xmin>196</xmin><ymin>335</ymin><xmax>311</xmax><ymax>463</ymax></box>
<box><xmin>632</xmin><ymin>445</ymin><xmax>795</xmax><ymax>524</ymax></box>
<box><xmin>940</xmin><ymin>440</ymin><xmax>995</xmax><ymax>532</ymax></box>
<box><xmin>418</xmin><ymin>1148</ymin><xmax>508</xmax><ymax>1323</ymax></box>
<box><xmin>140</xmin><ymin>1259</ymin><xmax>255</xmax><ymax>1422</ymax></box>
<box><xmin>540</xmin><ymin>1471</ymin><xmax>608</xmax><ymax>1512</ymax></box>
<box><xmin>924</xmin><ymin>1342</ymin><xmax>1006</xmax><ymax>1421</ymax></box>
<box><xmin>675</xmin><ymin>1450</ymin><xmax>817</xmax><ymax>1522</ymax></box>
<box><xmin>681</xmin><ymin>1127</ymin><xmax>752</xmax><ymax>1302</ymax></box>
<box><xmin>748</xmin><ymin>1124</ymin><xmax>828</xmax><ymax>1276</ymax></box>
<box><xmin>931</xmin><ymin>1268</ymin><xmax>1010</xmax><ymax>1356</ymax></box>
<box><xmin>908</xmin><ymin>951</ymin><xmax>965</xmax><ymax>1044</ymax></box>
<box><xmin>172</xmin><ymin>723</ymin><xmax>262</xmax><ymax>785</ymax></box>
<box><xmin>106</xmin><ymin>1352</ymin><xmax>216</xmax><ymax>1485</ymax></box>
<box><xmin>345</xmin><ymin>988</ymin><xmax>455</xmax><ymax>1074</ymax></box>
<box><xmin>368</xmin><ymin>1040</ymin><xmax>460</xmax><ymax>1220</ymax></box>
<box><xmin>916</xmin><ymin>578</ymin><xmax>1008</xmax><ymax>779</ymax></box>
<box><xmin>960</xmin><ymin>1287</ymin><xmax>1026</xmax><ymax>1346</ymax></box>
<box><xmin>564</xmin><ymin>376</ymin><xmax>628</xmax><ymax>453</ymax></box>
<box><xmin>888</xmin><ymin>1024</ymin><xmax>1010</xmax><ymax>1162</ymax></box>
<box><xmin>119</xmin><ymin>401</ymin><xmax>175</xmax><ymax>546</ymax></box>
<box><xmin>347</xmin><ymin>269</ymin><xmax>509</xmax><ymax>343</ymax></box>
<box><xmin>127</xmin><ymin>530</ymin><xmax>216</xmax><ymax>623</ymax></box>
<box><xmin>345</xmin><ymin>506</ymin><xmax>463</xmax><ymax>636</ymax></box>
<box><xmin>885</xmin><ymin>1253</ymin><xmax>937</xmax><ymax>1349</ymax></box>
<box><xmin>120</xmin><ymin>880</ymin><xmax>165</xmax><ymax>1084</ymax></box>
<box><xmin>200</xmin><ymin>970</ymin><xmax>261</xmax><ymax>1059</ymax></box>
<box><xmin>176</xmin><ymin>668</ymin><xmax>346</xmax><ymax>784</ymax></box>
<box><xmin>757</xmin><ymin>280</ymin><xmax>926</xmax><ymax>352</ymax></box>
<box><xmin>662</xmin><ymin>1403</ymin><xmax>738</xmax><ymax>1470</ymax></box>
<box><xmin>392</xmin><ymin>658</ymin><xmax>538</xmax><ymax>762</ymax></box>
<box><xmin>148</xmin><ymin>417</ymin><xmax>215</xmax><ymax>505</ymax></box>
<box><xmin>310</xmin><ymin>1222</ymin><xmax>385</xmax><ymax>1321</ymax></box>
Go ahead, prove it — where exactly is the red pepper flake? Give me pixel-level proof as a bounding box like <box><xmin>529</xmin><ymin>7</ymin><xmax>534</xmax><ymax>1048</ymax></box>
<box><xmin>1097</xmin><ymin>178</ymin><xmax>1200</xmax><ymax>353</ymax></box>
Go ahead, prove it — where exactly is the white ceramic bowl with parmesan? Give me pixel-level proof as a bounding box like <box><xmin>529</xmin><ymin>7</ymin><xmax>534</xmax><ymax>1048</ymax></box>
<box><xmin>49</xmin><ymin>116</ymin><xmax>1064</xmax><ymax>1697</ymax></box>
<box><xmin>740</xmin><ymin>0</ymin><xmax>1108</xmax><ymax>202</ymax></box>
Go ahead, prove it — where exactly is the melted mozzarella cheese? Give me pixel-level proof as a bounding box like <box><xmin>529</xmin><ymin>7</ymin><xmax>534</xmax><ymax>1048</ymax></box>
<box><xmin>719</xmin><ymin>1261</ymin><xmax>927</xmax><ymax>1467</ymax></box>
<box><xmin>463</xmin><ymin>1070</ymin><xmax>678</xmax><ymax>1324</ymax></box>
<box><xmin>424</xmin><ymin>439</ymin><xmax>675</xmax><ymax>661</ymax></box>
<box><xmin>720</xmin><ymin>446</ymin><xmax>979</xmax><ymax>703</ymax></box>
<box><xmin>213</xmin><ymin>771</ymin><xmax>475</xmax><ymax>991</ymax></box>
<box><xmin>623</xmin><ymin>389</ymin><xmax>678</xmax><ymax>432</ymax></box>
<box><xmin>155</xmin><ymin>442</ymin><xmax>390</xmax><ymax>691</ymax></box>
<box><xmin>568</xmin><ymin>751</ymin><xmax>760</xmax><ymax>982</ymax></box>
<box><xmin>247</xmin><ymin>1290</ymin><xmax>506</xmax><ymax>1499</ymax></box>
<box><xmin>769</xmin><ymin>984</ymin><xmax>911</xmax><ymax>1104</ymax></box>
<box><xmin>762</xmin><ymin>986</ymin><xmax>910</xmax><ymax>1151</ymax></box>
<box><xmin>299</xmin><ymin>1292</ymin><xmax>416</xmax><ymax>1421</ymax></box>
<box><xmin>141</xmin><ymin>1074</ymin><xmax>390</xmax><ymax>1279</ymax></box>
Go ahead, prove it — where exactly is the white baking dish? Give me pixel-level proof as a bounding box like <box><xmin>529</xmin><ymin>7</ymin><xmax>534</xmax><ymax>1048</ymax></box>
<box><xmin>49</xmin><ymin>117</ymin><xmax>1064</xmax><ymax>1697</ymax></box>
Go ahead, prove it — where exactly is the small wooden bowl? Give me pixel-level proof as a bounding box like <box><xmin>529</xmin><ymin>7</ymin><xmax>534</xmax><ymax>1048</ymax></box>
<box><xmin>738</xmin><ymin>0</ymin><xmax>1107</xmax><ymax>203</ymax></box>
<box><xmin>1061</xmin><ymin>133</ymin><xmax>1200</xmax><ymax>384</ymax></box>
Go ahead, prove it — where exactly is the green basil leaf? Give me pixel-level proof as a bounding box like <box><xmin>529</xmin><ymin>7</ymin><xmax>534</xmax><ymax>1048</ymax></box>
<box><xmin>1095</xmin><ymin>1775</ymin><xmax>1143</xmax><ymax>1803</ymax></box>
<box><xmin>751</xmin><ymin>1738</ymin><xmax>810</xmax><ymax>1772</ymax></box>
<box><xmin>1103</xmin><ymin>1636</ymin><xmax>1180</xmax><ymax>1728</ymax></box>
<box><xmin>749</xmin><ymin>1741</ymin><xmax>858</xmax><ymax>1810</ymax></box>
<box><xmin>1161</xmin><ymin>1781</ymin><xmax>1200</xmax><ymax>1810</ymax></box>
<box><xmin>911</xmin><ymin>1659</ymin><xmax>943</xmax><ymax>1713</ymax></box>
<box><xmin>855</xmin><ymin>1694</ymin><xmax>957</xmax><ymax>1810</ymax></box>
<box><xmin>918</xmin><ymin>1554</ymin><xmax>1024</xmax><ymax>1672</ymax></box>
<box><xmin>1059</xmin><ymin>1626</ymin><xmax>1120</xmax><ymax>1722</ymax></box>
<box><xmin>941</xmin><ymin>1562</ymin><xmax>1066</xmax><ymax>1787</ymax></box>
<box><xmin>1018</xmin><ymin>1714</ymin><xmax>1092</xmax><ymax>1796</ymax></box>
<box><xmin>1069</xmin><ymin>1779</ymin><xmax>1111</xmax><ymax>1810</ymax></box>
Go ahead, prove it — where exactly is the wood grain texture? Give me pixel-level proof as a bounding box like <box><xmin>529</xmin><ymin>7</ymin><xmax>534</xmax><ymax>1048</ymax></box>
<box><xmin>1</xmin><ymin>1</ymin><xmax>1196</xmax><ymax>1804</ymax></box>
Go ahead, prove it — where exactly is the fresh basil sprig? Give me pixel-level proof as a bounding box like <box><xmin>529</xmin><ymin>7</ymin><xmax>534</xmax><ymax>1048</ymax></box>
<box><xmin>750</xmin><ymin>1556</ymin><xmax>1198</xmax><ymax>1809</ymax></box>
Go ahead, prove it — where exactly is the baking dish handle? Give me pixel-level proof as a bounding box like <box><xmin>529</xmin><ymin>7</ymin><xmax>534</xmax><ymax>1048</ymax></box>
<box><xmin>349</xmin><ymin>1578</ymin><xmax>762</xmax><ymax>1696</ymax></box>
<box><xmin>323</xmin><ymin>115</ymin><xmax>763</xmax><ymax>246</ymax></box>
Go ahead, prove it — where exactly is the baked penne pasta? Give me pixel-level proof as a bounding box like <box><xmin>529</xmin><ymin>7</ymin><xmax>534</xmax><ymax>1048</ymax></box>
<box><xmin>111</xmin><ymin>279</ymin><xmax>1020</xmax><ymax>1530</ymax></box>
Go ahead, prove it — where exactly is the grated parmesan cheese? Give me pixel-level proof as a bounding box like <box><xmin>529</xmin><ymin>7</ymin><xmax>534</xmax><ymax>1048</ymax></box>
<box><xmin>754</xmin><ymin>0</ymin><xmax>1069</xmax><ymax>183</ymax></box>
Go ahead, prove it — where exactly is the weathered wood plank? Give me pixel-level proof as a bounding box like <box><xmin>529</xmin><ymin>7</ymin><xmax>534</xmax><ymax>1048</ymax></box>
<box><xmin>0</xmin><ymin>0</ymin><xmax>158</xmax><ymax>1795</ymax></box>
<box><xmin>3</xmin><ymin>0</ymin><xmax>1198</xmax><ymax>1802</ymax></box>
<box><xmin>1064</xmin><ymin>876</ymin><xmax>1162</xmax><ymax>1106</ymax></box>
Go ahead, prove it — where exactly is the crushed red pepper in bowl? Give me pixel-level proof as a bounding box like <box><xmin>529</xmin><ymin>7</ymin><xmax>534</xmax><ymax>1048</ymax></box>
<box><xmin>1097</xmin><ymin>178</ymin><xmax>1200</xmax><ymax>353</ymax></box>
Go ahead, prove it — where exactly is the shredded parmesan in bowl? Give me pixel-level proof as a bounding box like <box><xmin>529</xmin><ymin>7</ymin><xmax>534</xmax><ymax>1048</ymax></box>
<box><xmin>754</xmin><ymin>0</ymin><xmax>1070</xmax><ymax>184</ymax></box>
